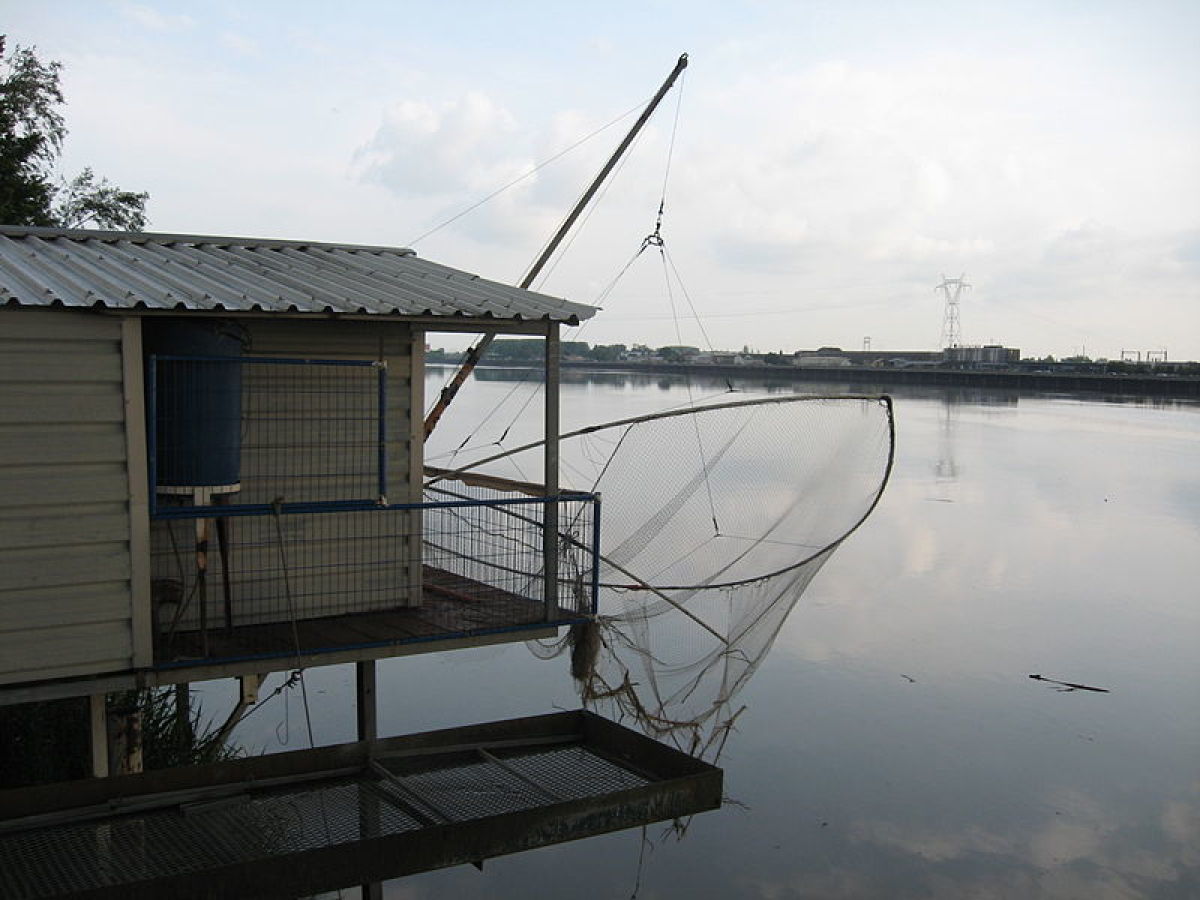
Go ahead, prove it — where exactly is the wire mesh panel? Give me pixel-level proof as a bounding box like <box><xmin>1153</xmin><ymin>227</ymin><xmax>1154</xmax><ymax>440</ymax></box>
<box><xmin>146</xmin><ymin>354</ymin><xmax>598</xmax><ymax>669</ymax></box>
<box><xmin>149</xmin><ymin>355</ymin><xmax>386</xmax><ymax>515</ymax></box>
<box><xmin>0</xmin><ymin>778</ymin><xmax>422</xmax><ymax>898</ymax></box>
<box><xmin>490</xmin><ymin>746</ymin><xmax>649</xmax><ymax>800</ymax></box>
<box><xmin>151</xmin><ymin>508</ymin><xmax>415</xmax><ymax>640</ymax></box>
<box><xmin>374</xmin><ymin>744</ymin><xmax>649</xmax><ymax>824</ymax></box>
<box><xmin>423</xmin><ymin>479</ymin><xmax>597</xmax><ymax>620</ymax></box>
<box><xmin>150</xmin><ymin>496</ymin><xmax>597</xmax><ymax>666</ymax></box>
<box><xmin>0</xmin><ymin>716</ymin><xmax>711</xmax><ymax>899</ymax></box>
<box><xmin>239</xmin><ymin>358</ymin><xmax>386</xmax><ymax>508</ymax></box>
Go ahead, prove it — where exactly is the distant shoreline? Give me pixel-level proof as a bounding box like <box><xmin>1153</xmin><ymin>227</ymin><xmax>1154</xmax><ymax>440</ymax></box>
<box><xmin>430</xmin><ymin>360</ymin><xmax>1200</xmax><ymax>399</ymax></box>
<box><xmin>566</xmin><ymin>361</ymin><xmax>1200</xmax><ymax>398</ymax></box>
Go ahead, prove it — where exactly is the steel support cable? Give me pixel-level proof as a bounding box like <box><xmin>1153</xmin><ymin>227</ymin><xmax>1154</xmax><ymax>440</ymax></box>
<box><xmin>656</xmin><ymin>243</ymin><xmax>720</xmax><ymax>534</ymax></box>
<box><xmin>473</xmin><ymin>238</ymin><xmax>645</xmax><ymax>462</ymax></box>
<box><xmin>160</xmin><ymin>517</ymin><xmax>201</xmax><ymax>653</ymax></box>
<box><xmin>528</xmin><ymin>132</ymin><xmax>645</xmax><ymax>292</ymax></box>
<box><xmin>520</xmin><ymin>54</ymin><xmax>689</xmax><ymax>293</ymax></box>
<box><xmin>426</xmin><ymin>57</ymin><xmax>687</xmax><ymax>444</ymax></box>
<box><xmin>658</xmin><ymin>66</ymin><xmax>686</xmax><ymax>211</ymax></box>
<box><xmin>269</xmin><ymin>501</ymin><xmax>341</xmax><ymax>898</ymax></box>
<box><xmin>534</xmin><ymin>60</ymin><xmax>682</xmax><ymax>294</ymax></box>
<box><xmin>435</xmin><ymin>367</ymin><xmax>541</xmax><ymax>463</ymax></box>
<box><xmin>663</xmin><ymin>245</ymin><xmax>718</xmax><ymax>353</ymax></box>
<box><xmin>617</xmin><ymin>68</ymin><xmax>725</xmax><ymax>539</ymax></box>
<box><xmin>269</xmin><ymin>501</ymin><xmax>315</xmax><ymax>748</ymax></box>
<box><xmin>406</xmin><ymin>97</ymin><xmax>649</xmax><ymax>248</ymax></box>
<box><xmin>460</xmin><ymin>70</ymin><xmax>685</xmax><ymax>450</ymax></box>
<box><xmin>447</xmin><ymin>189</ymin><xmax>643</xmax><ymax>461</ymax></box>
<box><xmin>468</xmin><ymin>205</ymin><xmax>643</xmax><ymax>463</ymax></box>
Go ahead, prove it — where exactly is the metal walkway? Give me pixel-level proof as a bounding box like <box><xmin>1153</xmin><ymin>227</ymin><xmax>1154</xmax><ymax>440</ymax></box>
<box><xmin>0</xmin><ymin>711</ymin><xmax>721</xmax><ymax>899</ymax></box>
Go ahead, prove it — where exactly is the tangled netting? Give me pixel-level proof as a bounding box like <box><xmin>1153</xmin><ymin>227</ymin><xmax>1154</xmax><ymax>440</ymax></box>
<box><xmin>431</xmin><ymin>395</ymin><xmax>895</xmax><ymax>760</ymax></box>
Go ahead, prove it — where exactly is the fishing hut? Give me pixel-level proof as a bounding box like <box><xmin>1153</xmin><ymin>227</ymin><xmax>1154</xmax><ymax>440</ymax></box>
<box><xmin>0</xmin><ymin>224</ymin><xmax>601</xmax><ymax>746</ymax></box>
<box><xmin>0</xmin><ymin>56</ymin><xmax>732</xmax><ymax>895</ymax></box>
<box><xmin>0</xmin><ymin>226</ymin><xmax>730</xmax><ymax>894</ymax></box>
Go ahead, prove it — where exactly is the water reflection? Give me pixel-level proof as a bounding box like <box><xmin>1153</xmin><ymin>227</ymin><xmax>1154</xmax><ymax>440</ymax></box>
<box><xmin>438</xmin><ymin>363</ymin><xmax>1198</xmax><ymax>411</ymax></box>
<box><xmin>934</xmin><ymin>397</ymin><xmax>959</xmax><ymax>484</ymax></box>
<box><xmin>451</xmin><ymin>395</ymin><xmax>899</xmax><ymax>761</ymax></box>
<box><xmin>232</xmin><ymin>370</ymin><xmax>1200</xmax><ymax>898</ymax></box>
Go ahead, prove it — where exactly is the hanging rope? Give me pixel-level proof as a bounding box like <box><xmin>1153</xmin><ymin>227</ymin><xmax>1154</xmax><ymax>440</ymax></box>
<box><xmin>269</xmin><ymin>499</ymin><xmax>341</xmax><ymax>897</ymax></box>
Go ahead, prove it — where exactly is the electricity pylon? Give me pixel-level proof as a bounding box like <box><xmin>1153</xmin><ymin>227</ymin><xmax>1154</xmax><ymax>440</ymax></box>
<box><xmin>936</xmin><ymin>274</ymin><xmax>970</xmax><ymax>349</ymax></box>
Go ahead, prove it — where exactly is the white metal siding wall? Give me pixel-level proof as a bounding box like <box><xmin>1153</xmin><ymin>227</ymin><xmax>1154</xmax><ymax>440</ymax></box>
<box><xmin>153</xmin><ymin>319</ymin><xmax>421</xmax><ymax>630</ymax></box>
<box><xmin>0</xmin><ymin>308</ymin><xmax>135</xmax><ymax>685</ymax></box>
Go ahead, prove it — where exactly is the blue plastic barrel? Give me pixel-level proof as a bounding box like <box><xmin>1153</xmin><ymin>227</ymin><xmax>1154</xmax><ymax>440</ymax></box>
<box><xmin>146</xmin><ymin>319</ymin><xmax>247</xmax><ymax>490</ymax></box>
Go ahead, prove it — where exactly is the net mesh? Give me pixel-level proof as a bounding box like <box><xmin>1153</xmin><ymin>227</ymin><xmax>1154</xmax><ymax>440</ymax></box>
<box><xmin>430</xmin><ymin>395</ymin><xmax>895</xmax><ymax>759</ymax></box>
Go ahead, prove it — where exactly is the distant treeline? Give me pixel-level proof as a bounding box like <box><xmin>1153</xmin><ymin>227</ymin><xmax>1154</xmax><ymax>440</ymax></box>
<box><xmin>427</xmin><ymin>339</ymin><xmax>642</xmax><ymax>364</ymax></box>
<box><xmin>424</xmin><ymin>340</ymin><xmax>1200</xmax><ymax>375</ymax></box>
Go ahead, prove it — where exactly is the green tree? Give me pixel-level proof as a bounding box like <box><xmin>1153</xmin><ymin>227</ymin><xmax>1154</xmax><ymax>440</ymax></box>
<box><xmin>590</xmin><ymin>343</ymin><xmax>627</xmax><ymax>362</ymax></box>
<box><xmin>55</xmin><ymin>166</ymin><xmax>149</xmax><ymax>230</ymax></box>
<box><xmin>657</xmin><ymin>345</ymin><xmax>698</xmax><ymax>363</ymax></box>
<box><xmin>0</xmin><ymin>37</ymin><xmax>147</xmax><ymax>230</ymax></box>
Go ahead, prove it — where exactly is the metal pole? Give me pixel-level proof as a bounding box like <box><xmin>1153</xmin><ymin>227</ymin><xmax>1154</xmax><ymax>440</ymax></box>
<box><xmin>543</xmin><ymin>323</ymin><xmax>560</xmax><ymax>619</ymax></box>
<box><xmin>89</xmin><ymin>694</ymin><xmax>109</xmax><ymax>779</ymax></box>
<box><xmin>590</xmin><ymin>494</ymin><xmax>602</xmax><ymax>615</ymax></box>
<box><xmin>422</xmin><ymin>53</ymin><xmax>689</xmax><ymax>442</ymax></box>
<box><xmin>422</xmin><ymin>334</ymin><xmax>495</xmax><ymax>441</ymax></box>
<box><xmin>519</xmin><ymin>53</ymin><xmax>689</xmax><ymax>291</ymax></box>
<box><xmin>356</xmin><ymin>660</ymin><xmax>377</xmax><ymax>743</ymax></box>
<box><xmin>357</xmin><ymin>659</ymin><xmax>382</xmax><ymax>900</ymax></box>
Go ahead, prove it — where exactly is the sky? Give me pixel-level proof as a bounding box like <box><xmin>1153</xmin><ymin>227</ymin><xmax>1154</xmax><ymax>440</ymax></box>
<box><xmin>4</xmin><ymin>1</ymin><xmax>1199</xmax><ymax>360</ymax></box>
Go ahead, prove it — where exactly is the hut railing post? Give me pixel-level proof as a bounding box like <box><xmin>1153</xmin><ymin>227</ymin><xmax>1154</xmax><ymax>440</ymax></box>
<box><xmin>543</xmin><ymin>324</ymin><xmax>560</xmax><ymax>620</ymax></box>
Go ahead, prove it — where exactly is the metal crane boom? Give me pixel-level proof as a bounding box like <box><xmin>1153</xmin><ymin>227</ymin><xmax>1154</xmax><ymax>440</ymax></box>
<box><xmin>423</xmin><ymin>53</ymin><xmax>689</xmax><ymax>441</ymax></box>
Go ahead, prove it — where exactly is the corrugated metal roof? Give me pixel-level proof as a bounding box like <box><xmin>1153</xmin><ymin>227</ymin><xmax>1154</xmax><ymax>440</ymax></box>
<box><xmin>0</xmin><ymin>226</ymin><xmax>597</xmax><ymax>324</ymax></box>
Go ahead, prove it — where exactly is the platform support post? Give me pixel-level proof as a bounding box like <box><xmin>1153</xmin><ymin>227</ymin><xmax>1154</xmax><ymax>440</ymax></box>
<box><xmin>543</xmin><ymin>323</ymin><xmax>560</xmax><ymax>620</ymax></box>
<box><xmin>357</xmin><ymin>659</ymin><xmax>382</xmax><ymax>900</ymax></box>
<box><xmin>89</xmin><ymin>693</ymin><xmax>109</xmax><ymax>779</ymax></box>
<box><xmin>357</xmin><ymin>660</ymin><xmax>377</xmax><ymax>743</ymax></box>
<box><xmin>107</xmin><ymin>695</ymin><xmax>143</xmax><ymax>776</ymax></box>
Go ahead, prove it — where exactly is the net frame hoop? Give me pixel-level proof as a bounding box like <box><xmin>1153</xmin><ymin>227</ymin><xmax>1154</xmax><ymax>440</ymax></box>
<box><xmin>426</xmin><ymin>394</ymin><xmax>896</xmax><ymax>592</ymax></box>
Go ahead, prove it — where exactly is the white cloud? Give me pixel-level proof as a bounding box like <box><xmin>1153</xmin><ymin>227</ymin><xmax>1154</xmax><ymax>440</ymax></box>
<box><xmin>8</xmin><ymin>1</ymin><xmax>1196</xmax><ymax>357</ymax></box>
<box><xmin>357</xmin><ymin>93</ymin><xmax>523</xmax><ymax>198</ymax></box>
<box><xmin>219</xmin><ymin>32</ymin><xmax>259</xmax><ymax>57</ymax></box>
<box><xmin>117</xmin><ymin>2</ymin><xmax>194</xmax><ymax>32</ymax></box>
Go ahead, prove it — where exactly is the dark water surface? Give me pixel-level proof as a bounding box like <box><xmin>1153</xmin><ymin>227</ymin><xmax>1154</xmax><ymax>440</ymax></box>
<box><xmin>227</xmin><ymin>369</ymin><xmax>1200</xmax><ymax>899</ymax></box>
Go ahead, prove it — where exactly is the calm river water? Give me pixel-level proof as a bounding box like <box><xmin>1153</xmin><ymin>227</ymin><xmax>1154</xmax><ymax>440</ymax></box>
<box><xmin>227</xmin><ymin>367</ymin><xmax>1200</xmax><ymax>899</ymax></box>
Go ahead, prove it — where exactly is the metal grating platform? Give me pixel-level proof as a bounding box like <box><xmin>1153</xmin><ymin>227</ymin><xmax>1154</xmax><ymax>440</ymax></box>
<box><xmin>0</xmin><ymin>779</ymin><xmax>422</xmax><ymax>897</ymax></box>
<box><xmin>0</xmin><ymin>711</ymin><xmax>720</xmax><ymax>899</ymax></box>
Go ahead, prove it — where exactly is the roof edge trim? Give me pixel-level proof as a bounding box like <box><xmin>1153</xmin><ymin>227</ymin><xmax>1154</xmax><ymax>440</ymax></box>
<box><xmin>0</xmin><ymin>225</ymin><xmax>417</xmax><ymax>256</ymax></box>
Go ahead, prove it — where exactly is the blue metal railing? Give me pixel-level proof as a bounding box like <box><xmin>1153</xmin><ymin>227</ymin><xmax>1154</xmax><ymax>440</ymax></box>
<box><xmin>145</xmin><ymin>353</ymin><xmax>599</xmax><ymax>669</ymax></box>
<box><xmin>149</xmin><ymin>491</ymin><xmax>599</xmax><ymax>668</ymax></box>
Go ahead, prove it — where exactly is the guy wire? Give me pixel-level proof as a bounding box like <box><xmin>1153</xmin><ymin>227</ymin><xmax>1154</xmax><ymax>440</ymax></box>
<box><xmin>407</xmin><ymin>97</ymin><xmax>648</xmax><ymax>248</ymax></box>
